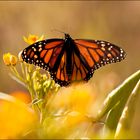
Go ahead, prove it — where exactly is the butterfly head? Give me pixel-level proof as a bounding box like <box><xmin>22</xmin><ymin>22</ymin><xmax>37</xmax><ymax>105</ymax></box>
<box><xmin>65</xmin><ymin>33</ymin><xmax>71</xmax><ymax>40</ymax></box>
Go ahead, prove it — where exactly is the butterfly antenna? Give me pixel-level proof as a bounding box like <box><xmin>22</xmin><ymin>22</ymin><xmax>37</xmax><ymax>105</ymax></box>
<box><xmin>51</xmin><ymin>28</ymin><xmax>66</xmax><ymax>35</ymax></box>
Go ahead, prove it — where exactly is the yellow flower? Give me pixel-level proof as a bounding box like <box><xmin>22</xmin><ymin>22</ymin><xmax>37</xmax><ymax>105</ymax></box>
<box><xmin>3</xmin><ymin>53</ymin><xmax>17</xmax><ymax>66</ymax></box>
<box><xmin>23</xmin><ymin>34</ymin><xmax>44</xmax><ymax>45</ymax></box>
<box><xmin>3</xmin><ymin>53</ymin><xmax>11</xmax><ymax>66</ymax></box>
<box><xmin>0</xmin><ymin>93</ymin><xmax>37</xmax><ymax>139</ymax></box>
<box><xmin>52</xmin><ymin>84</ymin><xmax>96</xmax><ymax>114</ymax></box>
<box><xmin>10</xmin><ymin>55</ymin><xmax>17</xmax><ymax>66</ymax></box>
<box><xmin>48</xmin><ymin>84</ymin><xmax>97</xmax><ymax>130</ymax></box>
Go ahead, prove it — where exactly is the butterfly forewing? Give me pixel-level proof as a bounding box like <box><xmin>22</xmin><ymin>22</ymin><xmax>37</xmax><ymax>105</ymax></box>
<box><xmin>75</xmin><ymin>39</ymin><xmax>126</xmax><ymax>69</ymax></box>
<box><xmin>22</xmin><ymin>39</ymin><xmax>64</xmax><ymax>70</ymax></box>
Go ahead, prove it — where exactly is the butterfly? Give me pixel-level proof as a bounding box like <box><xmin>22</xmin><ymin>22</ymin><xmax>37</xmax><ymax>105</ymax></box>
<box><xmin>21</xmin><ymin>34</ymin><xmax>126</xmax><ymax>86</ymax></box>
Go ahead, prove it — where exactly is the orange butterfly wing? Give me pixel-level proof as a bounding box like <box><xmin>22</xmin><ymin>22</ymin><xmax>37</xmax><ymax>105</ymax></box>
<box><xmin>74</xmin><ymin>39</ymin><xmax>126</xmax><ymax>71</ymax></box>
<box><xmin>22</xmin><ymin>39</ymin><xmax>64</xmax><ymax>71</ymax></box>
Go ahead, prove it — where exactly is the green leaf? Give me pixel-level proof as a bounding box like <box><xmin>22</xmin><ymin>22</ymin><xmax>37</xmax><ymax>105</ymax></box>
<box><xmin>115</xmin><ymin>79</ymin><xmax>140</xmax><ymax>138</ymax></box>
<box><xmin>100</xmin><ymin>70</ymin><xmax>140</xmax><ymax>135</ymax></box>
<box><xmin>96</xmin><ymin>70</ymin><xmax>140</xmax><ymax>121</ymax></box>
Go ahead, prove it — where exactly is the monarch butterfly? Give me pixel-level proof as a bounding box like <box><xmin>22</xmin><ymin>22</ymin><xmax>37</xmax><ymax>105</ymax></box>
<box><xmin>21</xmin><ymin>34</ymin><xmax>126</xmax><ymax>86</ymax></box>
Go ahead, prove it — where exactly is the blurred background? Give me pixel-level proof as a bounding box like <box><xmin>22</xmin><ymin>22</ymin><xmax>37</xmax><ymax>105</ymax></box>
<box><xmin>0</xmin><ymin>1</ymin><xmax>140</xmax><ymax>138</ymax></box>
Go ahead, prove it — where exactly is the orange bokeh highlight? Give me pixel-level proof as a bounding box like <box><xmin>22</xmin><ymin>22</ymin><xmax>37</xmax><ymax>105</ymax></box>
<box><xmin>10</xmin><ymin>91</ymin><xmax>31</xmax><ymax>104</ymax></box>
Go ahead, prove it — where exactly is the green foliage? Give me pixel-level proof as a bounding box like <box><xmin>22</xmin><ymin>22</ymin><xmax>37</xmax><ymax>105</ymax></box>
<box><xmin>95</xmin><ymin>70</ymin><xmax>140</xmax><ymax>138</ymax></box>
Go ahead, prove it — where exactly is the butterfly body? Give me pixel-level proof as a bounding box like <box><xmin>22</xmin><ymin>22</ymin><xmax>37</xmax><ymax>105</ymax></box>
<box><xmin>22</xmin><ymin>34</ymin><xmax>126</xmax><ymax>86</ymax></box>
<box><xmin>64</xmin><ymin>34</ymin><xmax>74</xmax><ymax>80</ymax></box>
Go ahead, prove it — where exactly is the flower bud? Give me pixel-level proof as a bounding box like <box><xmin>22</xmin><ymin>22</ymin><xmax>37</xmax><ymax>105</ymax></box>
<box><xmin>27</xmin><ymin>74</ymin><xmax>31</xmax><ymax>81</ymax></box>
<box><xmin>32</xmin><ymin>71</ymin><xmax>40</xmax><ymax>79</ymax></box>
<box><xmin>43</xmin><ymin>80</ymin><xmax>51</xmax><ymax>88</ymax></box>
<box><xmin>3</xmin><ymin>53</ymin><xmax>11</xmax><ymax>66</ymax></box>
<box><xmin>42</xmin><ymin>74</ymin><xmax>47</xmax><ymax>81</ymax></box>
<box><xmin>10</xmin><ymin>55</ymin><xmax>17</xmax><ymax>66</ymax></box>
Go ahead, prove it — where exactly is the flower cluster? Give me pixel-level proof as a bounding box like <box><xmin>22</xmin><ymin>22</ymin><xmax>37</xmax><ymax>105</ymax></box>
<box><xmin>2</xmin><ymin>34</ymin><xmax>60</xmax><ymax>121</ymax></box>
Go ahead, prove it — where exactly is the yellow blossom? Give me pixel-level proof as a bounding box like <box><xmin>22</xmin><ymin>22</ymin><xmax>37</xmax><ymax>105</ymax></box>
<box><xmin>3</xmin><ymin>53</ymin><xmax>17</xmax><ymax>66</ymax></box>
<box><xmin>0</xmin><ymin>93</ymin><xmax>37</xmax><ymax>139</ymax></box>
<box><xmin>3</xmin><ymin>53</ymin><xmax>11</xmax><ymax>66</ymax></box>
<box><xmin>48</xmin><ymin>84</ymin><xmax>97</xmax><ymax>129</ymax></box>
<box><xmin>10</xmin><ymin>55</ymin><xmax>17</xmax><ymax>66</ymax></box>
<box><xmin>52</xmin><ymin>84</ymin><xmax>96</xmax><ymax>114</ymax></box>
<box><xmin>23</xmin><ymin>34</ymin><xmax>44</xmax><ymax>45</ymax></box>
